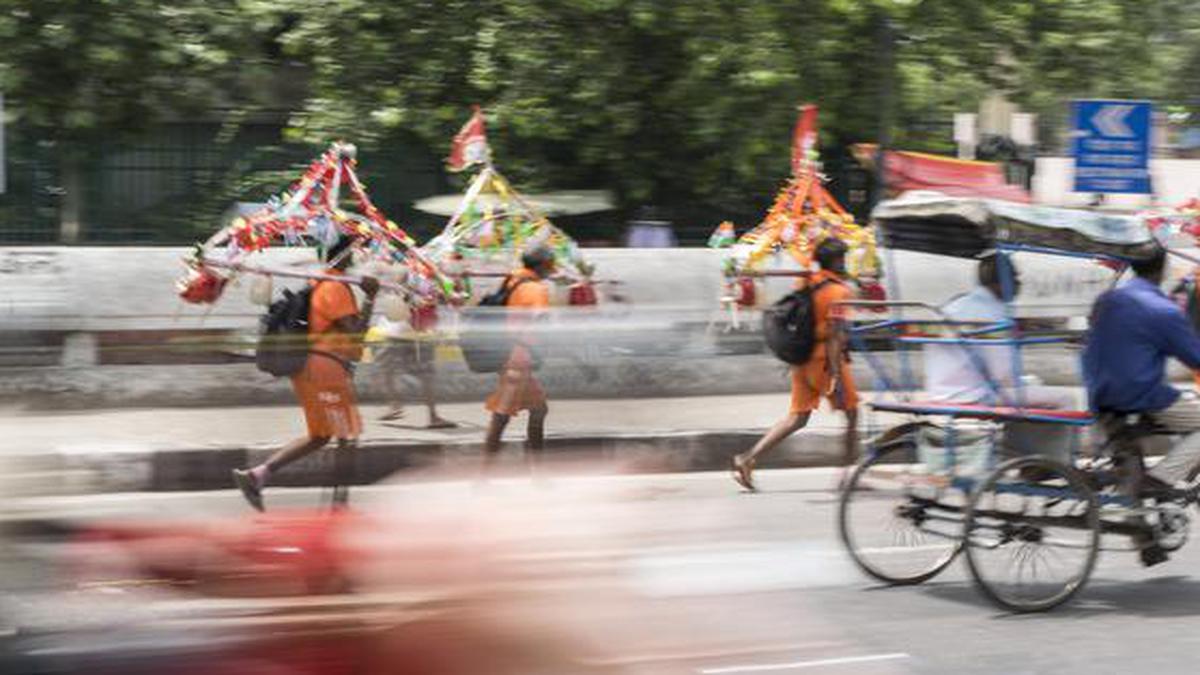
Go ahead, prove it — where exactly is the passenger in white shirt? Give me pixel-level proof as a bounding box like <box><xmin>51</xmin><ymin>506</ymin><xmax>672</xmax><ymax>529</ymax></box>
<box><xmin>923</xmin><ymin>253</ymin><xmax>1076</xmax><ymax>462</ymax></box>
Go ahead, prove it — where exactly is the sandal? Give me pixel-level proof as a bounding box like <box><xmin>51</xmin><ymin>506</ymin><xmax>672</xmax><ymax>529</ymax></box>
<box><xmin>427</xmin><ymin>419</ymin><xmax>459</xmax><ymax>430</ymax></box>
<box><xmin>232</xmin><ymin>469</ymin><xmax>265</xmax><ymax>512</ymax></box>
<box><xmin>379</xmin><ymin>407</ymin><xmax>405</xmax><ymax>422</ymax></box>
<box><xmin>731</xmin><ymin>455</ymin><xmax>757</xmax><ymax>492</ymax></box>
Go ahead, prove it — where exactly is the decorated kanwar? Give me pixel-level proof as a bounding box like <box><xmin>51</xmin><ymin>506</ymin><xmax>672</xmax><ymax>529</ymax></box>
<box><xmin>708</xmin><ymin>104</ymin><xmax>881</xmax><ymax>329</ymax></box>
<box><xmin>420</xmin><ymin>106</ymin><xmax>600</xmax><ymax>307</ymax></box>
<box><xmin>175</xmin><ymin>141</ymin><xmax>454</xmax><ymax>511</ymax></box>
<box><xmin>178</xmin><ymin>141</ymin><xmax>454</xmax><ymax>308</ymax></box>
<box><xmin>718</xmin><ymin>104</ymin><xmax>870</xmax><ymax>492</ymax></box>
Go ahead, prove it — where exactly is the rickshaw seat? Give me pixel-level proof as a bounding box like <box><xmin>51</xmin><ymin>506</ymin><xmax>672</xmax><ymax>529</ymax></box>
<box><xmin>870</xmin><ymin>400</ymin><xmax>1095</xmax><ymax>426</ymax></box>
<box><xmin>1097</xmin><ymin>412</ymin><xmax>1174</xmax><ymax>441</ymax></box>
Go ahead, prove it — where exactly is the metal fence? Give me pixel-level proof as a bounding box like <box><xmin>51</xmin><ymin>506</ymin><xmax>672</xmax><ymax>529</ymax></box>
<box><xmin>0</xmin><ymin>122</ymin><xmax>446</xmax><ymax>246</ymax></box>
<box><xmin>0</xmin><ymin>122</ymin><xmax>882</xmax><ymax>247</ymax></box>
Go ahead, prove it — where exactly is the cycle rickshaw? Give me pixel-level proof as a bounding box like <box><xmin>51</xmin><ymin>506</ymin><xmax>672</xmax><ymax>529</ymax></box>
<box><xmin>836</xmin><ymin>194</ymin><xmax>1195</xmax><ymax>612</ymax></box>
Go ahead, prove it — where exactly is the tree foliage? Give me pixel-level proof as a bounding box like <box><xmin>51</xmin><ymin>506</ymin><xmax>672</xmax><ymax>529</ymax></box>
<box><xmin>0</xmin><ymin>0</ymin><xmax>290</xmax><ymax>142</ymax></box>
<box><xmin>4</xmin><ymin>0</ymin><xmax>1200</xmax><ymax>226</ymax></box>
<box><xmin>286</xmin><ymin>0</ymin><xmax>1200</xmax><ymax>214</ymax></box>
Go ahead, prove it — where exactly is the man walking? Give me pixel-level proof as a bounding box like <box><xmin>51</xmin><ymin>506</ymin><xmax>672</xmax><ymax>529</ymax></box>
<box><xmin>233</xmin><ymin>236</ymin><xmax>379</xmax><ymax>510</ymax></box>
<box><xmin>376</xmin><ymin>298</ymin><xmax>456</xmax><ymax>429</ymax></box>
<box><xmin>732</xmin><ymin>238</ymin><xmax>859</xmax><ymax>491</ymax></box>
<box><xmin>483</xmin><ymin>246</ymin><xmax>555</xmax><ymax>473</ymax></box>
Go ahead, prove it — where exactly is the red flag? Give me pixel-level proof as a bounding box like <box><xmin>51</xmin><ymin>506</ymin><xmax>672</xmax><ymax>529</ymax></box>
<box><xmin>791</xmin><ymin>104</ymin><xmax>819</xmax><ymax>176</ymax></box>
<box><xmin>446</xmin><ymin>106</ymin><xmax>491</xmax><ymax>172</ymax></box>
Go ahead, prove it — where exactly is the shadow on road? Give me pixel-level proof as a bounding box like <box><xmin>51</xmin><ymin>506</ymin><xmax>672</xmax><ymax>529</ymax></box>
<box><xmin>919</xmin><ymin>575</ymin><xmax>1200</xmax><ymax>618</ymax></box>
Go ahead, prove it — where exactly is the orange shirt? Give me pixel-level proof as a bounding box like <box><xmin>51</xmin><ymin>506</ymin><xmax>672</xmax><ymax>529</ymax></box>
<box><xmin>503</xmin><ymin>268</ymin><xmax>549</xmax><ymax>367</ymax></box>
<box><xmin>808</xmin><ymin>269</ymin><xmax>854</xmax><ymax>357</ymax></box>
<box><xmin>506</xmin><ymin>268</ymin><xmax>551</xmax><ymax>311</ymax></box>
<box><xmin>309</xmin><ymin>272</ymin><xmax>363</xmax><ymax>362</ymax></box>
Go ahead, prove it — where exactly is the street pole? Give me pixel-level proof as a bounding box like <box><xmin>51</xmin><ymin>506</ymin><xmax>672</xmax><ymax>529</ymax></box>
<box><xmin>872</xmin><ymin>13</ymin><xmax>895</xmax><ymax>211</ymax></box>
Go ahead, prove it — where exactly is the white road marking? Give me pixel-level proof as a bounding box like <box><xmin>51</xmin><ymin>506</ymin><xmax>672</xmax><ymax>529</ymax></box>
<box><xmin>698</xmin><ymin>652</ymin><xmax>911</xmax><ymax>673</ymax></box>
<box><xmin>627</xmin><ymin>540</ymin><xmax>957</xmax><ymax>597</ymax></box>
<box><xmin>628</xmin><ymin>543</ymin><xmax>857</xmax><ymax>596</ymax></box>
<box><xmin>581</xmin><ymin>641</ymin><xmax>844</xmax><ymax>667</ymax></box>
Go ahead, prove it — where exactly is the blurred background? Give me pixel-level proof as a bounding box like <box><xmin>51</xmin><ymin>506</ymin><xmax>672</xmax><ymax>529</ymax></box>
<box><xmin>4</xmin><ymin>0</ymin><xmax>1200</xmax><ymax>247</ymax></box>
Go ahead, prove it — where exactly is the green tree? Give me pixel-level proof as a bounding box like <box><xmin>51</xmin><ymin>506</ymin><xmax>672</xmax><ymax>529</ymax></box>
<box><xmin>0</xmin><ymin>0</ymin><xmax>282</xmax><ymax>240</ymax></box>
<box><xmin>282</xmin><ymin>0</ymin><xmax>1013</xmax><ymax>221</ymax></box>
<box><xmin>8</xmin><ymin>0</ymin><xmax>1200</xmax><ymax>242</ymax></box>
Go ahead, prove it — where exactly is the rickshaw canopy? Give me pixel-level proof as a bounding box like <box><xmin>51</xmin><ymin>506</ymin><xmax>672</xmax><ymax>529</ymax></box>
<box><xmin>872</xmin><ymin>192</ymin><xmax>1159</xmax><ymax>262</ymax></box>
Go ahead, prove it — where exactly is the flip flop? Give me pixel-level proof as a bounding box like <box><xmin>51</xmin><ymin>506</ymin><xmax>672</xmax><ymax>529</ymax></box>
<box><xmin>232</xmin><ymin>469</ymin><xmax>265</xmax><ymax>512</ymax></box>
<box><xmin>731</xmin><ymin>455</ymin><xmax>757</xmax><ymax>492</ymax></box>
<box><xmin>379</xmin><ymin>408</ymin><xmax>405</xmax><ymax>422</ymax></box>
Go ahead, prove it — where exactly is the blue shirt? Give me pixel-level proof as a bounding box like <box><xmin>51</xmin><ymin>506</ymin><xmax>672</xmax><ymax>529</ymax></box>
<box><xmin>1083</xmin><ymin>277</ymin><xmax>1200</xmax><ymax>412</ymax></box>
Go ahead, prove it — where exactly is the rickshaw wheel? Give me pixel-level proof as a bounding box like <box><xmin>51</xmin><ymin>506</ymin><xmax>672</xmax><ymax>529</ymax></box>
<box><xmin>838</xmin><ymin>437</ymin><xmax>965</xmax><ymax>585</ymax></box>
<box><xmin>964</xmin><ymin>456</ymin><xmax>1099</xmax><ymax>613</ymax></box>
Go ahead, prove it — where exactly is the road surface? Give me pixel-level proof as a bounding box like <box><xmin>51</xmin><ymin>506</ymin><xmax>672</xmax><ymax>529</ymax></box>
<box><xmin>3</xmin><ymin>467</ymin><xmax>1200</xmax><ymax>674</ymax></box>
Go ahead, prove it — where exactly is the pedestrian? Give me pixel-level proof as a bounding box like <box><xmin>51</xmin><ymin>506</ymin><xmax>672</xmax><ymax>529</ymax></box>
<box><xmin>731</xmin><ymin>238</ymin><xmax>859</xmax><ymax>491</ymax></box>
<box><xmin>482</xmin><ymin>246</ymin><xmax>555</xmax><ymax>474</ymax></box>
<box><xmin>233</xmin><ymin>235</ymin><xmax>379</xmax><ymax>511</ymax></box>
<box><xmin>376</xmin><ymin>298</ymin><xmax>456</xmax><ymax>429</ymax></box>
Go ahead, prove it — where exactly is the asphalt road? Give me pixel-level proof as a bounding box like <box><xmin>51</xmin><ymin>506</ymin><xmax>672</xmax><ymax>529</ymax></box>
<box><xmin>4</xmin><ymin>468</ymin><xmax>1200</xmax><ymax>674</ymax></box>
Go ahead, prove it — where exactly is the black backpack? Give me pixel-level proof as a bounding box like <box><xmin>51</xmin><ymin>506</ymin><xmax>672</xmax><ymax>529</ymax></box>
<box><xmin>478</xmin><ymin>276</ymin><xmax>530</xmax><ymax>308</ymax></box>
<box><xmin>255</xmin><ymin>286</ymin><xmax>314</xmax><ymax>377</ymax></box>
<box><xmin>459</xmin><ymin>276</ymin><xmax>534</xmax><ymax>374</ymax></box>
<box><xmin>762</xmin><ymin>279</ymin><xmax>835</xmax><ymax>364</ymax></box>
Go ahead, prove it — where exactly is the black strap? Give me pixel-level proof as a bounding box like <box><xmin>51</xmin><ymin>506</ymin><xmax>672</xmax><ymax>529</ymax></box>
<box><xmin>310</xmin><ymin>349</ymin><xmax>354</xmax><ymax>374</ymax></box>
<box><xmin>305</xmin><ymin>279</ymin><xmax>360</xmax><ymax>374</ymax></box>
<box><xmin>504</xmin><ymin>276</ymin><xmax>535</xmax><ymax>305</ymax></box>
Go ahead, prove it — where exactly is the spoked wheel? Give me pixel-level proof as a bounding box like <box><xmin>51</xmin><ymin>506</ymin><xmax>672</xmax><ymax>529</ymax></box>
<box><xmin>838</xmin><ymin>437</ymin><xmax>968</xmax><ymax>585</ymax></box>
<box><xmin>964</xmin><ymin>456</ymin><xmax>1099</xmax><ymax>612</ymax></box>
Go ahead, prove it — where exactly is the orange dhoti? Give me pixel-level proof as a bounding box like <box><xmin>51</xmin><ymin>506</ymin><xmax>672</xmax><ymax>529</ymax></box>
<box><xmin>291</xmin><ymin>354</ymin><xmax>362</xmax><ymax>439</ymax></box>
<box><xmin>789</xmin><ymin>357</ymin><xmax>859</xmax><ymax>414</ymax></box>
<box><xmin>485</xmin><ymin>351</ymin><xmax>547</xmax><ymax>416</ymax></box>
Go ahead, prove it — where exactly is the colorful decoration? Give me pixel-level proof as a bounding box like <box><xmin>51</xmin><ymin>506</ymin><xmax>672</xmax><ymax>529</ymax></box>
<box><xmin>176</xmin><ymin>264</ymin><xmax>228</xmax><ymax>304</ymax></box>
<box><xmin>422</xmin><ymin>108</ymin><xmax>594</xmax><ymax>283</ymax></box>
<box><xmin>791</xmin><ymin>103</ymin><xmax>820</xmax><ymax>176</ymax></box>
<box><xmin>720</xmin><ymin>104</ymin><xmax>879</xmax><ymax>280</ymax></box>
<box><xmin>179</xmin><ymin>141</ymin><xmax>452</xmax><ymax>306</ymax></box>
<box><xmin>707</xmin><ymin>221</ymin><xmax>736</xmax><ymax>249</ymax></box>
<box><xmin>446</xmin><ymin>105</ymin><xmax>491</xmax><ymax>173</ymax></box>
<box><xmin>1143</xmin><ymin>198</ymin><xmax>1200</xmax><ymax>245</ymax></box>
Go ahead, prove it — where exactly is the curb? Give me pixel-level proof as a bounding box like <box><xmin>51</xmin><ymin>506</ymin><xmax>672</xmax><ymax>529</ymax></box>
<box><xmin>8</xmin><ymin>429</ymin><xmax>854</xmax><ymax>494</ymax></box>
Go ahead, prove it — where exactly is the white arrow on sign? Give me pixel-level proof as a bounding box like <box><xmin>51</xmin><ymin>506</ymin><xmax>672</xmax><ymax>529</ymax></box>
<box><xmin>1091</xmin><ymin>104</ymin><xmax>1136</xmax><ymax>138</ymax></box>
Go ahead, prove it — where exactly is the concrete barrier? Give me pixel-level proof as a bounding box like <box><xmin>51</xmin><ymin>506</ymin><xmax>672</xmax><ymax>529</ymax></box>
<box><xmin>2</xmin><ymin>245</ymin><xmax>1191</xmax><ymax>407</ymax></box>
<box><xmin>0</xmin><ymin>244</ymin><xmax>1128</xmax><ymax>333</ymax></box>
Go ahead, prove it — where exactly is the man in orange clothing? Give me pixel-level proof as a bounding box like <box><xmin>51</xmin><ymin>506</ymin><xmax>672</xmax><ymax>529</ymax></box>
<box><xmin>234</xmin><ymin>235</ymin><xmax>379</xmax><ymax>510</ymax></box>
<box><xmin>483</xmin><ymin>246</ymin><xmax>556</xmax><ymax>473</ymax></box>
<box><xmin>731</xmin><ymin>238</ymin><xmax>859</xmax><ymax>491</ymax></box>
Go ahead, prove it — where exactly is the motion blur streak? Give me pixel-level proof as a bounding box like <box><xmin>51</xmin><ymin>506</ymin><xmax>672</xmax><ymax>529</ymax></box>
<box><xmin>0</xmin><ymin>467</ymin><xmax>916</xmax><ymax>674</ymax></box>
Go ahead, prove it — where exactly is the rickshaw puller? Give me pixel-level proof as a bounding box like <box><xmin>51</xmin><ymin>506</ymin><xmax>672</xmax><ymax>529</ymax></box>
<box><xmin>1084</xmin><ymin>247</ymin><xmax>1200</xmax><ymax>492</ymax></box>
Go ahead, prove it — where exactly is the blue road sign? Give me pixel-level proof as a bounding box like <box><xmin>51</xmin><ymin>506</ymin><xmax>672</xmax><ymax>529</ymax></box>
<box><xmin>1071</xmin><ymin>99</ymin><xmax>1152</xmax><ymax>194</ymax></box>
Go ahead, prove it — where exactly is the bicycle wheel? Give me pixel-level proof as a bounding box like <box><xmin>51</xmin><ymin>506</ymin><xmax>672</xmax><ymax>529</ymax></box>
<box><xmin>964</xmin><ymin>456</ymin><xmax>1099</xmax><ymax>612</ymax></box>
<box><xmin>838</xmin><ymin>437</ymin><xmax>967</xmax><ymax>585</ymax></box>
